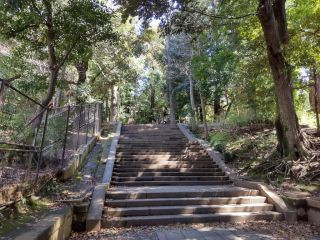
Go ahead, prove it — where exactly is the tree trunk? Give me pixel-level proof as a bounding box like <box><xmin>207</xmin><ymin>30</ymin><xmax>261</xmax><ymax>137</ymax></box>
<box><xmin>213</xmin><ymin>95</ymin><xmax>222</xmax><ymax>119</ymax></box>
<box><xmin>200</xmin><ymin>93</ymin><xmax>208</xmax><ymax>139</ymax></box>
<box><xmin>188</xmin><ymin>70</ymin><xmax>197</xmax><ymax>130</ymax></box>
<box><xmin>110</xmin><ymin>84</ymin><xmax>119</xmax><ymax>122</ymax></box>
<box><xmin>312</xmin><ymin>68</ymin><xmax>320</xmax><ymax>133</ymax></box>
<box><xmin>76</xmin><ymin>60</ymin><xmax>89</xmax><ymax>85</ymax></box>
<box><xmin>150</xmin><ymin>84</ymin><xmax>155</xmax><ymax>123</ymax></box>
<box><xmin>258</xmin><ymin>0</ymin><xmax>308</xmax><ymax>158</ymax></box>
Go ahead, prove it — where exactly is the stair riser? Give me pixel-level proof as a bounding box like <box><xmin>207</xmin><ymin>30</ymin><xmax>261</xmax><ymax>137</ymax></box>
<box><xmin>111</xmin><ymin>180</ymin><xmax>232</xmax><ymax>187</ymax></box>
<box><xmin>116</xmin><ymin>153</ymin><xmax>208</xmax><ymax>156</ymax></box>
<box><xmin>102</xmin><ymin>213</ymin><xmax>283</xmax><ymax>227</ymax></box>
<box><xmin>113</xmin><ymin>168</ymin><xmax>222</xmax><ymax>173</ymax></box>
<box><xmin>117</xmin><ymin>145</ymin><xmax>203</xmax><ymax>149</ymax></box>
<box><xmin>115</xmin><ymin>158</ymin><xmax>214</xmax><ymax>162</ymax></box>
<box><xmin>112</xmin><ymin>176</ymin><xmax>229</xmax><ymax>181</ymax></box>
<box><xmin>113</xmin><ymin>172</ymin><xmax>225</xmax><ymax>177</ymax></box>
<box><xmin>105</xmin><ymin>205</ymin><xmax>274</xmax><ymax>217</ymax></box>
<box><xmin>106</xmin><ymin>197</ymin><xmax>267</xmax><ymax>208</ymax></box>
<box><xmin>106</xmin><ymin>190</ymin><xmax>259</xmax><ymax>200</ymax></box>
<box><xmin>114</xmin><ymin>164</ymin><xmax>217</xmax><ymax>168</ymax></box>
<box><xmin>117</xmin><ymin>150</ymin><xmax>204</xmax><ymax>153</ymax></box>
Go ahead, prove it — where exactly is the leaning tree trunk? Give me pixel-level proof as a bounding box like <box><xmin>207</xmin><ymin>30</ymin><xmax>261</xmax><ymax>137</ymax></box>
<box><xmin>200</xmin><ymin>93</ymin><xmax>209</xmax><ymax>139</ymax></box>
<box><xmin>258</xmin><ymin>0</ymin><xmax>308</xmax><ymax>158</ymax></box>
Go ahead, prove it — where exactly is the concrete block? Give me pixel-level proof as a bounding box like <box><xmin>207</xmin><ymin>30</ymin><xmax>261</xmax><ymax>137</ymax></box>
<box><xmin>13</xmin><ymin>207</ymin><xmax>72</xmax><ymax>240</ymax></box>
<box><xmin>308</xmin><ymin>208</ymin><xmax>320</xmax><ymax>226</ymax></box>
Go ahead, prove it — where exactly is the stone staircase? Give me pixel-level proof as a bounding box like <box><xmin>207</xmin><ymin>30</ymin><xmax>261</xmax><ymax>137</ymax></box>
<box><xmin>102</xmin><ymin>124</ymin><xmax>283</xmax><ymax>227</ymax></box>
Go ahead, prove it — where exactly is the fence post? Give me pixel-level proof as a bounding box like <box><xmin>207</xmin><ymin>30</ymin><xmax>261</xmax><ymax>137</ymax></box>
<box><xmin>86</xmin><ymin>105</ymin><xmax>89</xmax><ymax>144</ymax></box>
<box><xmin>95</xmin><ymin>103</ymin><xmax>102</xmax><ymax>136</ymax></box>
<box><xmin>93</xmin><ymin>103</ymin><xmax>96</xmax><ymax>136</ymax></box>
<box><xmin>35</xmin><ymin>108</ymin><xmax>50</xmax><ymax>185</ymax></box>
<box><xmin>61</xmin><ymin>105</ymin><xmax>71</xmax><ymax>168</ymax></box>
<box><xmin>76</xmin><ymin>106</ymin><xmax>82</xmax><ymax>148</ymax></box>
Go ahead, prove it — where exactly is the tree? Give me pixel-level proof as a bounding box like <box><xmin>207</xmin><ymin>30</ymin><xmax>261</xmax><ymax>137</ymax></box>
<box><xmin>0</xmin><ymin>0</ymin><xmax>116</xmax><ymax>125</ymax></box>
<box><xmin>257</xmin><ymin>0</ymin><xmax>309</xmax><ymax>158</ymax></box>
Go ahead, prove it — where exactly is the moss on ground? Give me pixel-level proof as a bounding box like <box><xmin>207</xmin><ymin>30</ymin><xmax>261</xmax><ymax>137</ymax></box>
<box><xmin>0</xmin><ymin>197</ymin><xmax>52</xmax><ymax>236</ymax></box>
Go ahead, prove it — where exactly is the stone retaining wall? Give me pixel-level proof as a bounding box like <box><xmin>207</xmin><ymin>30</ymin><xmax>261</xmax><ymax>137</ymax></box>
<box><xmin>283</xmin><ymin>193</ymin><xmax>320</xmax><ymax>226</ymax></box>
<box><xmin>60</xmin><ymin>136</ymin><xmax>97</xmax><ymax>181</ymax></box>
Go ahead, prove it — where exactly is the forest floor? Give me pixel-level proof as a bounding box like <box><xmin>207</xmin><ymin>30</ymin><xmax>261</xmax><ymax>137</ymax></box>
<box><xmin>196</xmin><ymin>124</ymin><xmax>320</xmax><ymax>198</ymax></box>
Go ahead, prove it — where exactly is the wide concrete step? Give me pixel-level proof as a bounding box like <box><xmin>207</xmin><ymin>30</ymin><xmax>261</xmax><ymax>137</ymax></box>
<box><xmin>116</xmin><ymin>156</ymin><xmax>211</xmax><ymax>161</ymax></box>
<box><xmin>107</xmin><ymin>186</ymin><xmax>259</xmax><ymax>200</ymax></box>
<box><xmin>105</xmin><ymin>203</ymin><xmax>274</xmax><ymax>217</ymax></box>
<box><xmin>115</xmin><ymin>157</ymin><xmax>213</xmax><ymax>161</ymax></box>
<box><xmin>119</xmin><ymin>140</ymin><xmax>188</xmax><ymax>145</ymax></box>
<box><xmin>116</xmin><ymin>152</ymin><xmax>206</xmax><ymax>156</ymax></box>
<box><xmin>116</xmin><ymin>160</ymin><xmax>214</xmax><ymax>164</ymax></box>
<box><xmin>106</xmin><ymin>196</ymin><xmax>267</xmax><ymax>208</ymax></box>
<box><xmin>113</xmin><ymin>172</ymin><xmax>225</xmax><ymax>177</ymax></box>
<box><xmin>102</xmin><ymin>211</ymin><xmax>283</xmax><ymax>227</ymax></box>
<box><xmin>113</xmin><ymin>167</ymin><xmax>223</xmax><ymax>173</ymax></box>
<box><xmin>117</xmin><ymin>149</ymin><xmax>205</xmax><ymax>153</ymax></box>
<box><xmin>117</xmin><ymin>144</ymin><xmax>203</xmax><ymax>149</ymax></box>
<box><xmin>112</xmin><ymin>176</ymin><xmax>229</xmax><ymax>182</ymax></box>
<box><xmin>114</xmin><ymin>163</ymin><xmax>217</xmax><ymax>168</ymax></box>
<box><xmin>111</xmin><ymin>180</ymin><xmax>232</xmax><ymax>186</ymax></box>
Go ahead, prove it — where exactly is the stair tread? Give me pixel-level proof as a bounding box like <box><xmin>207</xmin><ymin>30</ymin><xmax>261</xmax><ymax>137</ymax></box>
<box><xmin>104</xmin><ymin>211</ymin><xmax>283</xmax><ymax>221</ymax></box>
<box><xmin>107</xmin><ymin>203</ymin><xmax>273</xmax><ymax>211</ymax></box>
<box><xmin>106</xmin><ymin>196</ymin><xmax>266</xmax><ymax>203</ymax></box>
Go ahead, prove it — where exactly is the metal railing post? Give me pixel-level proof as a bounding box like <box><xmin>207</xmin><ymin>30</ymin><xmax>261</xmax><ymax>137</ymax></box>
<box><xmin>61</xmin><ymin>105</ymin><xmax>71</xmax><ymax>168</ymax></box>
<box><xmin>35</xmin><ymin>108</ymin><xmax>50</xmax><ymax>185</ymax></box>
<box><xmin>93</xmin><ymin>103</ymin><xmax>96</xmax><ymax>136</ymax></box>
<box><xmin>86</xmin><ymin>105</ymin><xmax>89</xmax><ymax>144</ymax></box>
<box><xmin>76</xmin><ymin>106</ymin><xmax>82</xmax><ymax>148</ymax></box>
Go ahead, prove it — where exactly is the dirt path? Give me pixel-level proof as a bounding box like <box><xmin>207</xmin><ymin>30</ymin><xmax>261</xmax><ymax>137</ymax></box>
<box><xmin>70</xmin><ymin>221</ymin><xmax>320</xmax><ymax>240</ymax></box>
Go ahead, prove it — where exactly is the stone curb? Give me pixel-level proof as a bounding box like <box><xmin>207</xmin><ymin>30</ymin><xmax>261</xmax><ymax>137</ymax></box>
<box><xmin>86</xmin><ymin>122</ymin><xmax>122</xmax><ymax>232</ymax></box>
<box><xmin>306</xmin><ymin>198</ymin><xmax>320</xmax><ymax>226</ymax></box>
<box><xmin>177</xmin><ymin>123</ymin><xmax>297</xmax><ymax>223</ymax></box>
<box><xmin>12</xmin><ymin>207</ymin><xmax>72</xmax><ymax>240</ymax></box>
<box><xmin>60</xmin><ymin>136</ymin><xmax>97</xmax><ymax>181</ymax></box>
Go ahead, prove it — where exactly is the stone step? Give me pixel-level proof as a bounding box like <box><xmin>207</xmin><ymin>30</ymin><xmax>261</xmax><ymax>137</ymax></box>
<box><xmin>112</xmin><ymin>176</ymin><xmax>229</xmax><ymax>182</ymax></box>
<box><xmin>113</xmin><ymin>167</ymin><xmax>223</xmax><ymax>173</ymax></box>
<box><xmin>112</xmin><ymin>172</ymin><xmax>225</xmax><ymax>177</ymax></box>
<box><xmin>106</xmin><ymin>186</ymin><xmax>259</xmax><ymax>200</ymax></box>
<box><xmin>106</xmin><ymin>196</ymin><xmax>267</xmax><ymax>208</ymax></box>
<box><xmin>115</xmin><ymin>161</ymin><xmax>215</xmax><ymax>166</ymax></box>
<box><xmin>117</xmin><ymin>149</ymin><xmax>207</xmax><ymax>156</ymax></box>
<box><xmin>114</xmin><ymin>162</ymin><xmax>217</xmax><ymax>167</ymax></box>
<box><xmin>118</xmin><ymin>140</ymin><xmax>189</xmax><ymax>144</ymax></box>
<box><xmin>115</xmin><ymin>157</ymin><xmax>213</xmax><ymax>161</ymax></box>
<box><xmin>117</xmin><ymin>144</ymin><xmax>202</xmax><ymax>149</ymax></box>
<box><xmin>113</xmin><ymin>164</ymin><xmax>217</xmax><ymax>169</ymax></box>
<box><xmin>111</xmin><ymin>180</ymin><xmax>233</xmax><ymax>186</ymax></box>
<box><xmin>102</xmin><ymin>211</ymin><xmax>283</xmax><ymax>227</ymax></box>
<box><xmin>116</xmin><ymin>155</ymin><xmax>211</xmax><ymax>160</ymax></box>
<box><xmin>117</xmin><ymin>149</ymin><xmax>205</xmax><ymax>153</ymax></box>
<box><xmin>105</xmin><ymin>203</ymin><xmax>274</xmax><ymax>217</ymax></box>
<box><xmin>116</xmin><ymin>153</ymin><xmax>208</xmax><ymax>156</ymax></box>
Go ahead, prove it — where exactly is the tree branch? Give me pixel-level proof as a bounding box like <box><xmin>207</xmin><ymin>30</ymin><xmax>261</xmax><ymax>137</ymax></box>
<box><xmin>57</xmin><ymin>40</ymin><xmax>78</xmax><ymax>70</ymax></box>
<box><xmin>181</xmin><ymin>7</ymin><xmax>256</xmax><ymax>20</ymax></box>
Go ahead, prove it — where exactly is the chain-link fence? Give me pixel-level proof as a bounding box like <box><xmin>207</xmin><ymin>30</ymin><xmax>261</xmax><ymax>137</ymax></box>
<box><xmin>0</xmin><ymin>78</ymin><xmax>102</xmax><ymax>205</ymax></box>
